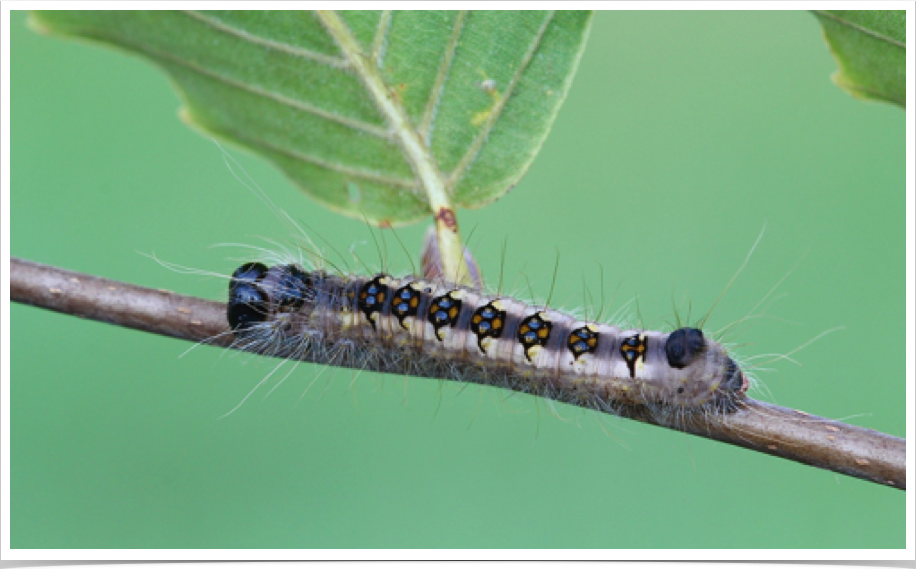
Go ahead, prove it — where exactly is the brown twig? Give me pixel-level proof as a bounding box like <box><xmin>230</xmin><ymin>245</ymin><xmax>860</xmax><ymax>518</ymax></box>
<box><xmin>10</xmin><ymin>256</ymin><xmax>906</xmax><ymax>490</ymax></box>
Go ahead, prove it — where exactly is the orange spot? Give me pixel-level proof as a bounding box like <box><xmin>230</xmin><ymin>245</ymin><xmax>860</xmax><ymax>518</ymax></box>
<box><xmin>492</xmin><ymin>318</ymin><xmax>503</xmax><ymax>329</ymax></box>
<box><xmin>537</xmin><ymin>329</ymin><xmax>549</xmax><ymax>339</ymax></box>
<box><xmin>409</xmin><ymin>298</ymin><xmax>418</xmax><ymax>308</ymax></box>
<box><xmin>449</xmin><ymin>307</ymin><xmax>458</xmax><ymax>318</ymax></box>
<box><xmin>472</xmin><ymin>315</ymin><xmax>482</xmax><ymax>324</ymax></box>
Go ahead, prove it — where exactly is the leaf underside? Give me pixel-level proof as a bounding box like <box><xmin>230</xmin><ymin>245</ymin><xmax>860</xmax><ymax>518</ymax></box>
<box><xmin>30</xmin><ymin>10</ymin><xmax>593</xmax><ymax>225</ymax></box>
<box><xmin>813</xmin><ymin>10</ymin><xmax>905</xmax><ymax>108</ymax></box>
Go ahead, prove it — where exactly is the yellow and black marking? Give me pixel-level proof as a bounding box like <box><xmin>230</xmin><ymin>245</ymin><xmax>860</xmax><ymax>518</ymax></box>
<box><xmin>357</xmin><ymin>275</ymin><xmax>389</xmax><ymax>331</ymax></box>
<box><xmin>428</xmin><ymin>290</ymin><xmax>462</xmax><ymax>341</ymax></box>
<box><xmin>228</xmin><ymin>261</ymin><xmax>751</xmax><ymax>411</ymax></box>
<box><xmin>391</xmin><ymin>282</ymin><xmax>422</xmax><ymax>331</ymax></box>
<box><xmin>517</xmin><ymin>312</ymin><xmax>552</xmax><ymax>362</ymax></box>
<box><xmin>568</xmin><ymin>326</ymin><xmax>599</xmax><ymax>360</ymax></box>
<box><xmin>620</xmin><ymin>334</ymin><xmax>647</xmax><ymax>378</ymax></box>
<box><xmin>469</xmin><ymin>301</ymin><xmax>506</xmax><ymax>354</ymax></box>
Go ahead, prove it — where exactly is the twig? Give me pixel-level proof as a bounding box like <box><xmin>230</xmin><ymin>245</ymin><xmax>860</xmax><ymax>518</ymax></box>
<box><xmin>10</xmin><ymin>256</ymin><xmax>906</xmax><ymax>490</ymax></box>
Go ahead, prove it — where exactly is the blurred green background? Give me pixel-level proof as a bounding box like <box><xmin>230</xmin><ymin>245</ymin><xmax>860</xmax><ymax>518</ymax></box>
<box><xmin>11</xmin><ymin>10</ymin><xmax>905</xmax><ymax>549</ymax></box>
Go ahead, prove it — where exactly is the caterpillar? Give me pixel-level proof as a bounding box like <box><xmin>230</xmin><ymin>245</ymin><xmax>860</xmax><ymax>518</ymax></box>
<box><xmin>204</xmin><ymin>144</ymin><xmax>751</xmax><ymax>422</ymax></box>
<box><xmin>223</xmin><ymin>257</ymin><xmax>751</xmax><ymax>421</ymax></box>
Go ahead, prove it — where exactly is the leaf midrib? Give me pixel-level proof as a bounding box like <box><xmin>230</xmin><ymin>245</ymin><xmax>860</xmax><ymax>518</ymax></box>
<box><xmin>315</xmin><ymin>10</ymin><xmax>473</xmax><ymax>284</ymax></box>
<box><xmin>316</xmin><ymin>11</ymin><xmax>447</xmax><ymax>203</ymax></box>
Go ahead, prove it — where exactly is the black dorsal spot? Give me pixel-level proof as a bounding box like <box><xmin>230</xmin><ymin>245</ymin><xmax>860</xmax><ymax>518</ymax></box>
<box><xmin>470</xmin><ymin>301</ymin><xmax>506</xmax><ymax>354</ymax></box>
<box><xmin>358</xmin><ymin>275</ymin><xmax>390</xmax><ymax>330</ymax></box>
<box><xmin>427</xmin><ymin>291</ymin><xmax>462</xmax><ymax>340</ymax></box>
<box><xmin>568</xmin><ymin>326</ymin><xmax>599</xmax><ymax>360</ymax></box>
<box><xmin>619</xmin><ymin>334</ymin><xmax>647</xmax><ymax>378</ymax></box>
<box><xmin>391</xmin><ymin>283</ymin><xmax>421</xmax><ymax>330</ymax></box>
<box><xmin>517</xmin><ymin>312</ymin><xmax>552</xmax><ymax>362</ymax></box>
<box><xmin>665</xmin><ymin>327</ymin><xmax>706</xmax><ymax>369</ymax></box>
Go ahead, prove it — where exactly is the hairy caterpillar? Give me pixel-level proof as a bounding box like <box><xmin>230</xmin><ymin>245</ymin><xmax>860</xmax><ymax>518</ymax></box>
<box><xmin>223</xmin><ymin>256</ymin><xmax>750</xmax><ymax>421</ymax></box>
<box><xmin>200</xmin><ymin>143</ymin><xmax>756</xmax><ymax>423</ymax></box>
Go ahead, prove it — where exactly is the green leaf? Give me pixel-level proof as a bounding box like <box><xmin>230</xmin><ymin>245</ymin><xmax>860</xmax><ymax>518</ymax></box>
<box><xmin>813</xmin><ymin>10</ymin><xmax>905</xmax><ymax>108</ymax></box>
<box><xmin>29</xmin><ymin>10</ymin><xmax>593</xmax><ymax>225</ymax></box>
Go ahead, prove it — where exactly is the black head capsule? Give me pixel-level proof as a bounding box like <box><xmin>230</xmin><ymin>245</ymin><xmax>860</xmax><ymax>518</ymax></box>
<box><xmin>227</xmin><ymin>282</ymin><xmax>268</xmax><ymax>332</ymax></box>
<box><xmin>230</xmin><ymin>262</ymin><xmax>268</xmax><ymax>290</ymax></box>
<box><xmin>228</xmin><ymin>262</ymin><xmax>269</xmax><ymax>333</ymax></box>
<box><xmin>665</xmin><ymin>327</ymin><xmax>707</xmax><ymax>369</ymax></box>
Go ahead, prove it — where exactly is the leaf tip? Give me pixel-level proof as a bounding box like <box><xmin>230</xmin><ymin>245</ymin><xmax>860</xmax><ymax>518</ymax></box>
<box><xmin>813</xmin><ymin>10</ymin><xmax>906</xmax><ymax>109</ymax></box>
<box><xmin>830</xmin><ymin>70</ymin><xmax>906</xmax><ymax>108</ymax></box>
<box><xmin>176</xmin><ymin>106</ymin><xmax>196</xmax><ymax>128</ymax></box>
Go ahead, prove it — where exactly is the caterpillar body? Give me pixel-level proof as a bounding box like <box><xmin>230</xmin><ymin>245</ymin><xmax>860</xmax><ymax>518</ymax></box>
<box><xmin>226</xmin><ymin>260</ymin><xmax>750</xmax><ymax>418</ymax></box>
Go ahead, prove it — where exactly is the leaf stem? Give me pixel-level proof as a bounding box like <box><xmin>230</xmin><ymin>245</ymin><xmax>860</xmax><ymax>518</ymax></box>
<box><xmin>317</xmin><ymin>10</ymin><xmax>474</xmax><ymax>286</ymax></box>
<box><xmin>11</xmin><ymin>256</ymin><xmax>906</xmax><ymax>491</ymax></box>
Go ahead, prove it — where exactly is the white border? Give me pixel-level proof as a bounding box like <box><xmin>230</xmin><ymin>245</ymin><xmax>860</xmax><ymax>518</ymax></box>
<box><xmin>0</xmin><ymin>1</ymin><xmax>916</xmax><ymax>560</ymax></box>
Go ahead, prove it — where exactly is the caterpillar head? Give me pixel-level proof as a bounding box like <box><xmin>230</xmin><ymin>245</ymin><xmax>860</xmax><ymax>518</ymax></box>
<box><xmin>227</xmin><ymin>262</ymin><xmax>269</xmax><ymax>333</ymax></box>
<box><xmin>228</xmin><ymin>262</ymin><xmax>318</xmax><ymax>336</ymax></box>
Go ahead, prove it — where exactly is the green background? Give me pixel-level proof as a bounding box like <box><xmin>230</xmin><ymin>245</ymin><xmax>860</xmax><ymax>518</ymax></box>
<box><xmin>11</xmin><ymin>11</ymin><xmax>905</xmax><ymax>549</ymax></box>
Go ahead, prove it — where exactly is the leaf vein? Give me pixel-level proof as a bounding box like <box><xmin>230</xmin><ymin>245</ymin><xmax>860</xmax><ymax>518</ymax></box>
<box><xmin>183</xmin><ymin>11</ymin><xmax>353</xmax><ymax>67</ymax></box>
<box><xmin>420</xmin><ymin>11</ymin><xmax>468</xmax><ymax>145</ymax></box>
<box><xmin>814</xmin><ymin>10</ymin><xmax>906</xmax><ymax>48</ymax></box>
<box><xmin>447</xmin><ymin>11</ymin><xmax>555</xmax><ymax>191</ymax></box>
<box><xmin>372</xmin><ymin>10</ymin><xmax>393</xmax><ymax>67</ymax></box>
<box><xmin>222</xmin><ymin>127</ymin><xmax>420</xmax><ymax>191</ymax></box>
<box><xmin>98</xmin><ymin>32</ymin><xmax>391</xmax><ymax>139</ymax></box>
